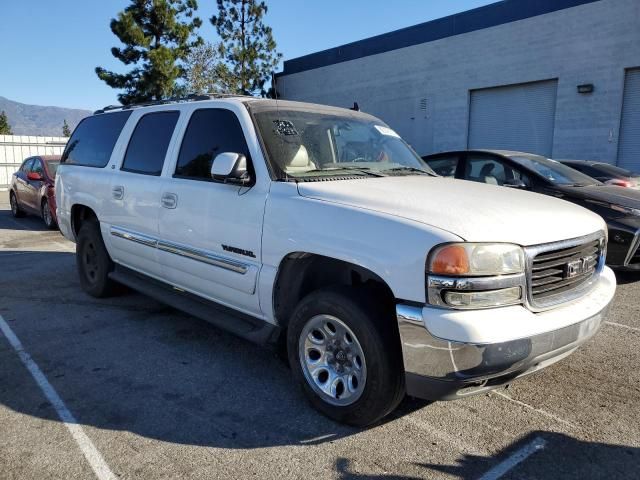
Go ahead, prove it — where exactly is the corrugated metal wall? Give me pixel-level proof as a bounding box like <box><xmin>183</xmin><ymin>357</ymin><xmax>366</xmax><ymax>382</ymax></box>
<box><xmin>618</xmin><ymin>68</ymin><xmax>640</xmax><ymax>171</ymax></box>
<box><xmin>0</xmin><ymin>135</ymin><xmax>68</xmax><ymax>189</ymax></box>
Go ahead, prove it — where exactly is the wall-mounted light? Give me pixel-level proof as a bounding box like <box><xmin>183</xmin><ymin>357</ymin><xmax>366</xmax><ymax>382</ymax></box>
<box><xmin>577</xmin><ymin>84</ymin><xmax>595</xmax><ymax>94</ymax></box>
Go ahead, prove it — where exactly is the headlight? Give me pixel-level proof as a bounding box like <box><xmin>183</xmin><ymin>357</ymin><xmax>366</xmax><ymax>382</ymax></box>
<box><xmin>428</xmin><ymin>243</ymin><xmax>525</xmax><ymax>276</ymax></box>
<box><xmin>610</xmin><ymin>204</ymin><xmax>640</xmax><ymax>216</ymax></box>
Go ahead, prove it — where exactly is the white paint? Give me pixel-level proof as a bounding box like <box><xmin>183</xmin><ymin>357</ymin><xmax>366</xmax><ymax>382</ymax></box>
<box><xmin>606</xmin><ymin>321</ymin><xmax>640</xmax><ymax>332</ymax></box>
<box><xmin>0</xmin><ymin>315</ymin><xmax>117</xmax><ymax>480</ymax></box>
<box><xmin>492</xmin><ymin>391</ymin><xmax>577</xmax><ymax>429</ymax></box>
<box><xmin>477</xmin><ymin>436</ymin><xmax>546</xmax><ymax>480</ymax></box>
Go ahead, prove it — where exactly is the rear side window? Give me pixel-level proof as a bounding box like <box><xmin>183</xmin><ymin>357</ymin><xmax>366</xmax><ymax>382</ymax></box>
<box><xmin>61</xmin><ymin>111</ymin><xmax>132</xmax><ymax>167</ymax></box>
<box><xmin>121</xmin><ymin>111</ymin><xmax>179</xmax><ymax>175</ymax></box>
<box><xmin>425</xmin><ymin>156</ymin><xmax>459</xmax><ymax>177</ymax></box>
<box><xmin>175</xmin><ymin>109</ymin><xmax>251</xmax><ymax>181</ymax></box>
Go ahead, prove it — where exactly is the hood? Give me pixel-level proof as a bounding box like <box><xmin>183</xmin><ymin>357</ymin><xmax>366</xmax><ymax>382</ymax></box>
<box><xmin>558</xmin><ymin>184</ymin><xmax>640</xmax><ymax>210</ymax></box>
<box><xmin>297</xmin><ymin>176</ymin><xmax>605</xmax><ymax>246</ymax></box>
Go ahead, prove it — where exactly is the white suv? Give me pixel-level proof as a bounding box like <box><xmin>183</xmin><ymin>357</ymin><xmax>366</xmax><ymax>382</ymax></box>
<box><xmin>56</xmin><ymin>96</ymin><xmax>616</xmax><ymax>426</ymax></box>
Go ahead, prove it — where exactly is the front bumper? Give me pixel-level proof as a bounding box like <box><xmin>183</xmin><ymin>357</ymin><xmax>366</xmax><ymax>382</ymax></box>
<box><xmin>397</xmin><ymin>266</ymin><xmax>616</xmax><ymax>400</ymax></box>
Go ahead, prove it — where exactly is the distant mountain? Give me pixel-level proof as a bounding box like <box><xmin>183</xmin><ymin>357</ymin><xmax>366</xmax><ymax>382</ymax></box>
<box><xmin>0</xmin><ymin>96</ymin><xmax>92</xmax><ymax>137</ymax></box>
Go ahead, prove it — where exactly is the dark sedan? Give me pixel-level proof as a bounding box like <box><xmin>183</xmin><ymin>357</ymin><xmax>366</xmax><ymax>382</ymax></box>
<box><xmin>423</xmin><ymin>150</ymin><xmax>640</xmax><ymax>270</ymax></box>
<box><xmin>9</xmin><ymin>155</ymin><xmax>60</xmax><ymax>229</ymax></box>
<box><xmin>559</xmin><ymin>160</ymin><xmax>640</xmax><ymax>189</ymax></box>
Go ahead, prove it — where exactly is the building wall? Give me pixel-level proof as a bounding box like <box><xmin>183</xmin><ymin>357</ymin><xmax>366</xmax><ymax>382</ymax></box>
<box><xmin>277</xmin><ymin>0</ymin><xmax>640</xmax><ymax>162</ymax></box>
<box><xmin>0</xmin><ymin>135</ymin><xmax>68</xmax><ymax>189</ymax></box>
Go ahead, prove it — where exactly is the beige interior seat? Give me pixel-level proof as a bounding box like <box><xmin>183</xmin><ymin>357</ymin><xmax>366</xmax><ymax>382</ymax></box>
<box><xmin>285</xmin><ymin>145</ymin><xmax>314</xmax><ymax>173</ymax></box>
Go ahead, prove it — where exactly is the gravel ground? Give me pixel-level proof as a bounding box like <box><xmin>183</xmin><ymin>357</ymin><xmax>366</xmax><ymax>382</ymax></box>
<box><xmin>0</xmin><ymin>191</ymin><xmax>638</xmax><ymax>480</ymax></box>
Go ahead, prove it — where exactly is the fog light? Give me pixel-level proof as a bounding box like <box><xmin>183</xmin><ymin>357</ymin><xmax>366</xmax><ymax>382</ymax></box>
<box><xmin>444</xmin><ymin>287</ymin><xmax>522</xmax><ymax>308</ymax></box>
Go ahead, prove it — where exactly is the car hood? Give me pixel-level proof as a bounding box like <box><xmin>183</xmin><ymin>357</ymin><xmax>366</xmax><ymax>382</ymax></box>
<box><xmin>558</xmin><ymin>184</ymin><xmax>640</xmax><ymax>209</ymax></box>
<box><xmin>297</xmin><ymin>176</ymin><xmax>605</xmax><ymax>245</ymax></box>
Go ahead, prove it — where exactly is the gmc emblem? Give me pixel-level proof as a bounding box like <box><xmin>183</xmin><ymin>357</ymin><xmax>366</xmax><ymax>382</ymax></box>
<box><xmin>565</xmin><ymin>255</ymin><xmax>595</xmax><ymax>278</ymax></box>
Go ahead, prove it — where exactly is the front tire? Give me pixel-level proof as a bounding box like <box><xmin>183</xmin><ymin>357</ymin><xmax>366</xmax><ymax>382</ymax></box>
<box><xmin>287</xmin><ymin>287</ymin><xmax>405</xmax><ymax>426</ymax></box>
<box><xmin>76</xmin><ymin>220</ymin><xmax>116</xmax><ymax>298</ymax></box>
<box><xmin>41</xmin><ymin>198</ymin><xmax>57</xmax><ymax>229</ymax></box>
<box><xmin>9</xmin><ymin>191</ymin><xmax>25</xmax><ymax>218</ymax></box>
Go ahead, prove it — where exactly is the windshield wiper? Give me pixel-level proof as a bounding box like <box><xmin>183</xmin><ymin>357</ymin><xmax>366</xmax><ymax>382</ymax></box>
<box><xmin>382</xmin><ymin>166</ymin><xmax>435</xmax><ymax>176</ymax></box>
<box><xmin>300</xmin><ymin>167</ymin><xmax>387</xmax><ymax>177</ymax></box>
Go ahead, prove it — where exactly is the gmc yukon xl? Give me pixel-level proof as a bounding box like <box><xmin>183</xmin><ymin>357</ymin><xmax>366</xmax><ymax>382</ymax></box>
<box><xmin>56</xmin><ymin>96</ymin><xmax>616</xmax><ymax>426</ymax></box>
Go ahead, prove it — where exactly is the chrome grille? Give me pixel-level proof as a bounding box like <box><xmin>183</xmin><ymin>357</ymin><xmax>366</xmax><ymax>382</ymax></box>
<box><xmin>526</xmin><ymin>233</ymin><xmax>604</xmax><ymax>310</ymax></box>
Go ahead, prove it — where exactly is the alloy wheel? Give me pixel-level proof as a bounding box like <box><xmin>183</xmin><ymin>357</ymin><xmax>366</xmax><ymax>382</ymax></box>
<box><xmin>298</xmin><ymin>314</ymin><xmax>367</xmax><ymax>406</ymax></box>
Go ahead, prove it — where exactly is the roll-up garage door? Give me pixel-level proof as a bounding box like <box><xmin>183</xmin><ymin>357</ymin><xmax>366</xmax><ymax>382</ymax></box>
<box><xmin>618</xmin><ymin>69</ymin><xmax>640</xmax><ymax>171</ymax></box>
<box><xmin>468</xmin><ymin>79</ymin><xmax>558</xmax><ymax>157</ymax></box>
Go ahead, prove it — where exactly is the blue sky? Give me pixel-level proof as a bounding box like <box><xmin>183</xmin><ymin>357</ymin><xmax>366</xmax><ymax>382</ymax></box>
<box><xmin>1</xmin><ymin>0</ymin><xmax>495</xmax><ymax>110</ymax></box>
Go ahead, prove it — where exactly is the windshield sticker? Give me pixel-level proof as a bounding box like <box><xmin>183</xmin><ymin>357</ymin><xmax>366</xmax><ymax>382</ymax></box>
<box><xmin>374</xmin><ymin>125</ymin><xmax>400</xmax><ymax>138</ymax></box>
<box><xmin>273</xmin><ymin>120</ymin><xmax>299</xmax><ymax>136</ymax></box>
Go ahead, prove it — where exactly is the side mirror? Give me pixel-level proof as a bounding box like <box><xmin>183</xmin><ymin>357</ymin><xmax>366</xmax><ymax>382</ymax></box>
<box><xmin>504</xmin><ymin>178</ymin><xmax>527</xmax><ymax>189</ymax></box>
<box><xmin>211</xmin><ymin>152</ymin><xmax>251</xmax><ymax>185</ymax></box>
<box><xmin>27</xmin><ymin>172</ymin><xmax>43</xmax><ymax>181</ymax></box>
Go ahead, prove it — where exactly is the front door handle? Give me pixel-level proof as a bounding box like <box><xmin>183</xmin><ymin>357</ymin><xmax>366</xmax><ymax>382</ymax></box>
<box><xmin>112</xmin><ymin>185</ymin><xmax>124</xmax><ymax>200</ymax></box>
<box><xmin>161</xmin><ymin>192</ymin><xmax>178</xmax><ymax>209</ymax></box>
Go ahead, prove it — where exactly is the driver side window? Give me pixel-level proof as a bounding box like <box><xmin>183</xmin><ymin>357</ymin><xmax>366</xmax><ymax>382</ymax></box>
<box><xmin>464</xmin><ymin>155</ymin><xmax>529</xmax><ymax>187</ymax></box>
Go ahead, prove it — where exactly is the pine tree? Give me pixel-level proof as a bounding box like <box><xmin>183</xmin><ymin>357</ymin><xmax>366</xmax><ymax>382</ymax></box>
<box><xmin>211</xmin><ymin>0</ymin><xmax>282</xmax><ymax>96</ymax></box>
<box><xmin>184</xmin><ymin>41</ymin><xmax>233</xmax><ymax>94</ymax></box>
<box><xmin>62</xmin><ymin>119</ymin><xmax>71</xmax><ymax>137</ymax></box>
<box><xmin>96</xmin><ymin>0</ymin><xmax>203</xmax><ymax>105</ymax></box>
<box><xmin>0</xmin><ymin>111</ymin><xmax>12</xmax><ymax>135</ymax></box>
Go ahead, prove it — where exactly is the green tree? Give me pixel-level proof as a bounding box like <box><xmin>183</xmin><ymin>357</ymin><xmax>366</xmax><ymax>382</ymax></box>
<box><xmin>184</xmin><ymin>41</ymin><xmax>233</xmax><ymax>94</ymax></box>
<box><xmin>0</xmin><ymin>111</ymin><xmax>12</xmax><ymax>135</ymax></box>
<box><xmin>62</xmin><ymin>119</ymin><xmax>71</xmax><ymax>137</ymax></box>
<box><xmin>96</xmin><ymin>0</ymin><xmax>203</xmax><ymax>105</ymax></box>
<box><xmin>211</xmin><ymin>0</ymin><xmax>282</xmax><ymax>96</ymax></box>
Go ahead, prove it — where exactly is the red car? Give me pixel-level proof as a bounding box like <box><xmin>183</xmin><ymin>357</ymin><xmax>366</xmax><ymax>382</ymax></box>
<box><xmin>9</xmin><ymin>155</ymin><xmax>61</xmax><ymax>229</ymax></box>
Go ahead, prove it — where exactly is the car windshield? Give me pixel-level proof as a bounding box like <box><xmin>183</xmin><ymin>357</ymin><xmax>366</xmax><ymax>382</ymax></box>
<box><xmin>509</xmin><ymin>154</ymin><xmax>601</xmax><ymax>186</ymax></box>
<box><xmin>253</xmin><ymin>108</ymin><xmax>435</xmax><ymax>180</ymax></box>
<box><xmin>46</xmin><ymin>160</ymin><xmax>60</xmax><ymax>177</ymax></box>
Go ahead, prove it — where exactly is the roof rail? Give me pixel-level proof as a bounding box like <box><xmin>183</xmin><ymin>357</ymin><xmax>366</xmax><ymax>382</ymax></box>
<box><xmin>93</xmin><ymin>93</ymin><xmax>256</xmax><ymax>115</ymax></box>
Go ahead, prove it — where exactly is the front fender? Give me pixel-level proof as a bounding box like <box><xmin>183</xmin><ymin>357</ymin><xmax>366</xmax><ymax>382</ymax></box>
<box><xmin>261</xmin><ymin>183</ymin><xmax>461</xmax><ymax>307</ymax></box>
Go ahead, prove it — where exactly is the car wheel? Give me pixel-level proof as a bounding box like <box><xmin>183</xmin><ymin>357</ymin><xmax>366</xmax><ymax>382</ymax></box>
<box><xmin>41</xmin><ymin>198</ymin><xmax>57</xmax><ymax>229</ymax></box>
<box><xmin>287</xmin><ymin>287</ymin><xmax>405</xmax><ymax>426</ymax></box>
<box><xmin>76</xmin><ymin>220</ymin><xmax>116</xmax><ymax>298</ymax></box>
<box><xmin>9</xmin><ymin>191</ymin><xmax>25</xmax><ymax>218</ymax></box>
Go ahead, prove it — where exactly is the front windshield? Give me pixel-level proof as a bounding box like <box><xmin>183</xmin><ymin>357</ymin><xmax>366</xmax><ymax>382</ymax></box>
<box><xmin>510</xmin><ymin>155</ymin><xmax>601</xmax><ymax>186</ymax></box>
<box><xmin>253</xmin><ymin>108</ymin><xmax>434</xmax><ymax>179</ymax></box>
<box><xmin>46</xmin><ymin>160</ymin><xmax>60</xmax><ymax>177</ymax></box>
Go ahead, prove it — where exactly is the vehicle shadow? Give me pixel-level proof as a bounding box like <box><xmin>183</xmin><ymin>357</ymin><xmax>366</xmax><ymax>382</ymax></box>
<box><xmin>333</xmin><ymin>431</ymin><xmax>639</xmax><ymax>479</ymax></box>
<box><xmin>0</xmin><ymin>207</ymin><xmax>51</xmax><ymax>232</ymax></box>
<box><xmin>614</xmin><ymin>270</ymin><xmax>640</xmax><ymax>285</ymax></box>
<box><xmin>0</xmin><ymin>248</ymin><xmax>432</xmax><ymax>453</ymax></box>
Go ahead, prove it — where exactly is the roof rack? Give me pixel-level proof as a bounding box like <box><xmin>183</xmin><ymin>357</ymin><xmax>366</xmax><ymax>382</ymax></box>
<box><xmin>93</xmin><ymin>93</ymin><xmax>256</xmax><ymax>115</ymax></box>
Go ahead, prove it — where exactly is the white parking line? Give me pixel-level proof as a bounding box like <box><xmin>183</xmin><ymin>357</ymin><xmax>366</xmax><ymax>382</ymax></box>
<box><xmin>491</xmin><ymin>390</ymin><xmax>577</xmax><ymax>429</ymax></box>
<box><xmin>477</xmin><ymin>436</ymin><xmax>546</xmax><ymax>480</ymax></box>
<box><xmin>605</xmin><ymin>321</ymin><xmax>640</xmax><ymax>333</ymax></box>
<box><xmin>0</xmin><ymin>315</ymin><xmax>117</xmax><ymax>480</ymax></box>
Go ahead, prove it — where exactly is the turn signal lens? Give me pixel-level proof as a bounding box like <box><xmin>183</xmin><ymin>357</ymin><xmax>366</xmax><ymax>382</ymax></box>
<box><xmin>430</xmin><ymin>245</ymin><xmax>470</xmax><ymax>275</ymax></box>
<box><xmin>444</xmin><ymin>287</ymin><xmax>522</xmax><ymax>308</ymax></box>
<box><xmin>429</xmin><ymin>243</ymin><xmax>525</xmax><ymax>276</ymax></box>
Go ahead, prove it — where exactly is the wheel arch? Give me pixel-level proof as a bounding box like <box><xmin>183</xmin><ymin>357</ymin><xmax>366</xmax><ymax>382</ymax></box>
<box><xmin>272</xmin><ymin>252</ymin><xmax>397</xmax><ymax>332</ymax></box>
<box><xmin>70</xmin><ymin>203</ymin><xmax>99</xmax><ymax>239</ymax></box>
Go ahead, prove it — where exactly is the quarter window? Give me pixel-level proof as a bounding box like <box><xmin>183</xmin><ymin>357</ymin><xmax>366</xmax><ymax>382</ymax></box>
<box><xmin>175</xmin><ymin>109</ymin><xmax>251</xmax><ymax>181</ymax></box>
<box><xmin>62</xmin><ymin>110</ymin><xmax>132</xmax><ymax>167</ymax></box>
<box><xmin>122</xmin><ymin>111</ymin><xmax>179</xmax><ymax>175</ymax></box>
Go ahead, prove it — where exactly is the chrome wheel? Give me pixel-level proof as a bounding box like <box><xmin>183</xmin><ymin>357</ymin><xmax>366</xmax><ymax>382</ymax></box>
<box><xmin>298</xmin><ymin>314</ymin><xmax>367</xmax><ymax>406</ymax></box>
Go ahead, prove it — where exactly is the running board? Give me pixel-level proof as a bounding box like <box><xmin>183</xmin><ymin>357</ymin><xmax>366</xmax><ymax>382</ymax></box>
<box><xmin>109</xmin><ymin>265</ymin><xmax>279</xmax><ymax>345</ymax></box>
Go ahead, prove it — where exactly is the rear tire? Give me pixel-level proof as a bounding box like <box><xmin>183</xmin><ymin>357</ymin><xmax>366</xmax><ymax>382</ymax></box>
<box><xmin>76</xmin><ymin>220</ymin><xmax>116</xmax><ymax>298</ymax></box>
<box><xmin>41</xmin><ymin>198</ymin><xmax>57</xmax><ymax>229</ymax></box>
<box><xmin>287</xmin><ymin>287</ymin><xmax>405</xmax><ymax>426</ymax></box>
<box><xmin>9</xmin><ymin>191</ymin><xmax>25</xmax><ymax>218</ymax></box>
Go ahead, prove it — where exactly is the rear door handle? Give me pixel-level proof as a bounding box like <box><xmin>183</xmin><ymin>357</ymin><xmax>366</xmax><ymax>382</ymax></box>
<box><xmin>161</xmin><ymin>192</ymin><xmax>178</xmax><ymax>209</ymax></box>
<box><xmin>112</xmin><ymin>185</ymin><xmax>124</xmax><ymax>200</ymax></box>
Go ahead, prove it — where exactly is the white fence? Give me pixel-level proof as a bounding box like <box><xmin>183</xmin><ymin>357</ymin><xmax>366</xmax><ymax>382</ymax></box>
<box><xmin>0</xmin><ymin>135</ymin><xmax>68</xmax><ymax>189</ymax></box>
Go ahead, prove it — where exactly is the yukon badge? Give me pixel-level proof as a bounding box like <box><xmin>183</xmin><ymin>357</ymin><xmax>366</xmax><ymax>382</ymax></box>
<box><xmin>222</xmin><ymin>244</ymin><xmax>256</xmax><ymax>258</ymax></box>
